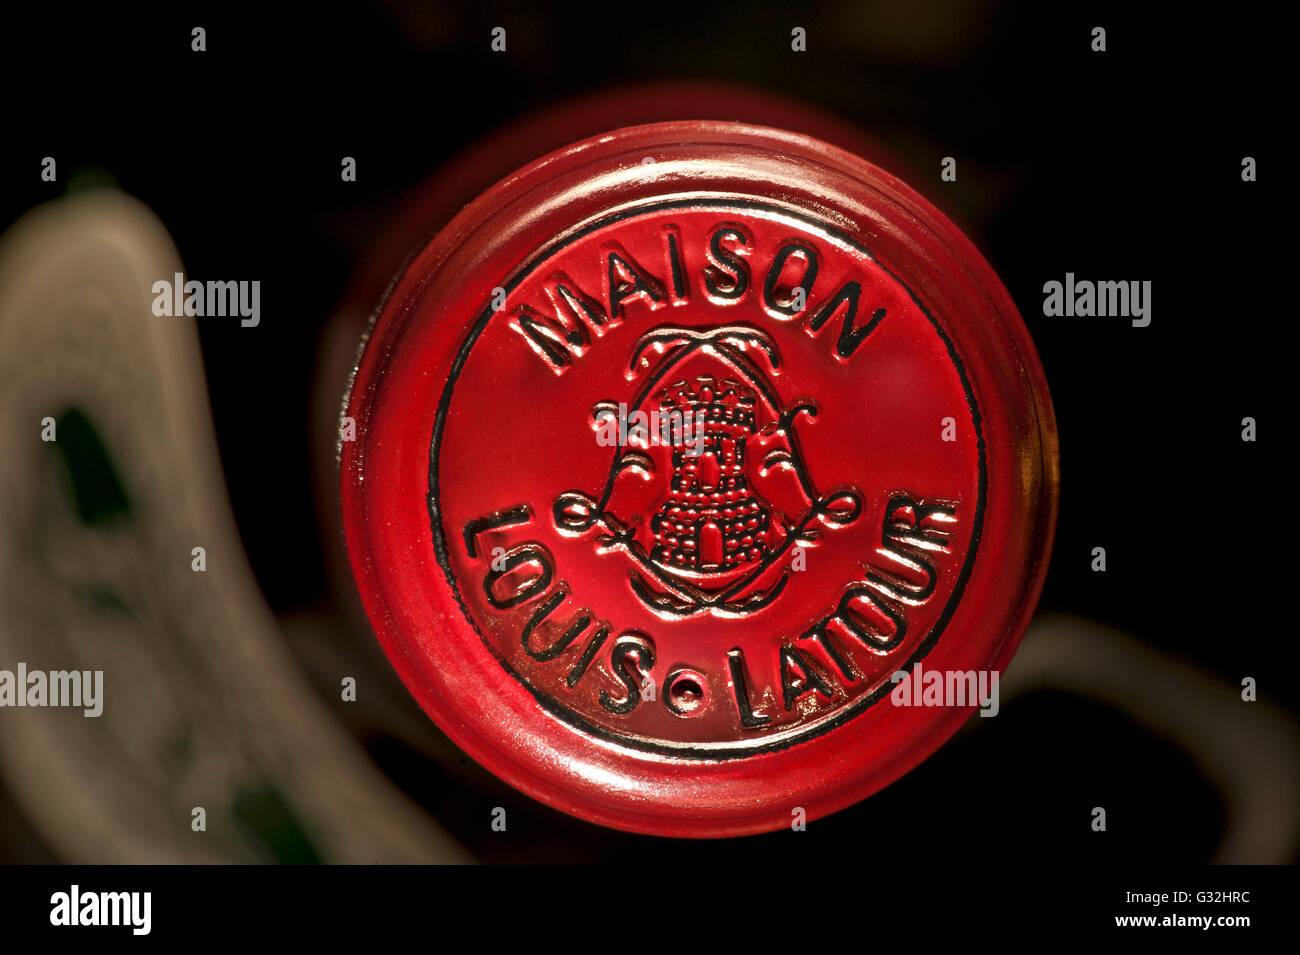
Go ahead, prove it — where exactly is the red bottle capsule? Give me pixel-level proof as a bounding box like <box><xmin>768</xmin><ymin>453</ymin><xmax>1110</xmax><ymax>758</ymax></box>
<box><xmin>340</xmin><ymin>121</ymin><xmax>1058</xmax><ymax>838</ymax></box>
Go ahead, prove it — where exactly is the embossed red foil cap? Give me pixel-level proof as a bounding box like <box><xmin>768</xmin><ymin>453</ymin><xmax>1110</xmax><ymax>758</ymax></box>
<box><xmin>341</xmin><ymin>121</ymin><xmax>1058</xmax><ymax>837</ymax></box>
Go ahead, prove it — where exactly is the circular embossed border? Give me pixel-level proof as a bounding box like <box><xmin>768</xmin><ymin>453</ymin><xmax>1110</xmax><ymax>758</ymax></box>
<box><xmin>427</xmin><ymin>197</ymin><xmax>987</xmax><ymax>759</ymax></box>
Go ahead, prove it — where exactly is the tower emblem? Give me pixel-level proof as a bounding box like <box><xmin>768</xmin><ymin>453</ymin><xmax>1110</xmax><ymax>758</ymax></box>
<box><xmin>650</xmin><ymin>375</ymin><xmax>770</xmax><ymax>576</ymax></box>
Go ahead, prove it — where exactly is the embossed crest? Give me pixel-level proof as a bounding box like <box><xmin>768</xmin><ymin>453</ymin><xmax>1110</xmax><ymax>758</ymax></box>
<box><xmin>561</xmin><ymin>323</ymin><xmax>865</xmax><ymax>618</ymax></box>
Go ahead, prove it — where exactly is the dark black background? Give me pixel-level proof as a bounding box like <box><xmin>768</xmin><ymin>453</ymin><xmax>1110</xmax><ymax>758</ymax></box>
<box><xmin>1</xmin><ymin>0</ymin><xmax>1289</xmax><ymax>866</ymax></box>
